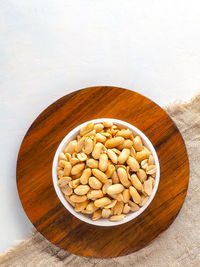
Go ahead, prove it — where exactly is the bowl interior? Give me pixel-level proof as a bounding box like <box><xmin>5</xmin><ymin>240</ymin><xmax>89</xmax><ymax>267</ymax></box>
<box><xmin>52</xmin><ymin>118</ymin><xmax>160</xmax><ymax>226</ymax></box>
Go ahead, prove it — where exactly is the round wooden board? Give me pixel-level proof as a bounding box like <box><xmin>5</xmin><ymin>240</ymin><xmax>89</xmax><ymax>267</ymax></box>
<box><xmin>17</xmin><ymin>86</ymin><xmax>189</xmax><ymax>258</ymax></box>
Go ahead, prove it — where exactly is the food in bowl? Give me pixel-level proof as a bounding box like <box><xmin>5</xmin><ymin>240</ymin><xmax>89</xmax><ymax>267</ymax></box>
<box><xmin>57</xmin><ymin>121</ymin><xmax>156</xmax><ymax>222</ymax></box>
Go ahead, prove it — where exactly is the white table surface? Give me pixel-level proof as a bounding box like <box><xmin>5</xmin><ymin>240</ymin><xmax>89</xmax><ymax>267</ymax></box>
<box><xmin>1</xmin><ymin>0</ymin><xmax>200</xmax><ymax>254</ymax></box>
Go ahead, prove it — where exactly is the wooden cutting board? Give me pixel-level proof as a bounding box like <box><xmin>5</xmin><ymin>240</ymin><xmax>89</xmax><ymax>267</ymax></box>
<box><xmin>17</xmin><ymin>86</ymin><xmax>189</xmax><ymax>258</ymax></box>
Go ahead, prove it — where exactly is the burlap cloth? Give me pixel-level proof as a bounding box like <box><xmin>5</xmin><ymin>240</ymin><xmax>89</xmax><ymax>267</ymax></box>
<box><xmin>1</xmin><ymin>93</ymin><xmax>200</xmax><ymax>267</ymax></box>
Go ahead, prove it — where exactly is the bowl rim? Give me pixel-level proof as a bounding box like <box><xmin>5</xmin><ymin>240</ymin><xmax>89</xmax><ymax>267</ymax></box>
<box><xmin>52</xmin><ymin>118</ymin><xmax>160</xmax><ymax>227</ymax></box>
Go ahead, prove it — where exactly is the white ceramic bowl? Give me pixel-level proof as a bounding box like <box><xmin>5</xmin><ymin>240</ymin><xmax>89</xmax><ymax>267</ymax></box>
<box><xmin>52</xmin><ymin>118</ymin><xmax>160</xmax><ymax>226</ymax></box>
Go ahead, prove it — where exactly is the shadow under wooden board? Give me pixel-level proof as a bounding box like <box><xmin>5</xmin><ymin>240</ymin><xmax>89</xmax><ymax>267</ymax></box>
<box><xmin>17</xmin><ymin>86</ymin><xmax>189</xmax><ymax>258</ymax></box>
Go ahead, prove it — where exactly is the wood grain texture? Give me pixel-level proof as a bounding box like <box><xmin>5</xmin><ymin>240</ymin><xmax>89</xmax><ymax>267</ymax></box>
<box><xmin>16</xmin><ymin>86</ymin><xmax>189</xmax><ymax>258</ymax></box>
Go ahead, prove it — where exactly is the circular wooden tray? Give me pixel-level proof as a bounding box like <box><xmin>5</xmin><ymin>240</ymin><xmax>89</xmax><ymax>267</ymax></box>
<box><xmin>17</xmin><ymin>86</ymin><xmax>189</xmax><ymax>258</ymax></box>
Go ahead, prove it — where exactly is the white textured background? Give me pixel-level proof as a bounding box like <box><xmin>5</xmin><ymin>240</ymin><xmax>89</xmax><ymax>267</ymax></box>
<box><xmin>1</xmin><ymin>0</ymin><xmax>200</xmax><ymax>254</ymax></box>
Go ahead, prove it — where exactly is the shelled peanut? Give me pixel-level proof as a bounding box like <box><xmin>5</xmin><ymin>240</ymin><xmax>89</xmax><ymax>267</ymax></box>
<box><xmin>57</xmin><ymin>121</ymin><xmax>156</xmax><ymax>222</ymax></box>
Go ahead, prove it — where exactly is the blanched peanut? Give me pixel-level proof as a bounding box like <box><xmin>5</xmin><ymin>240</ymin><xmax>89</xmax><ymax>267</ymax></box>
<box><xmin>146</xmin><ymin>165</ymin><xmax>156</xmax><ymax>175</ymax></box>
<box><xmin>129</xmin><ymin>186</ymin><xmax>141</xmax><ymax>204</ymax></box>
<box><xmin>103</xmin><ymin>121</ymin><xmax>113</xmax><ymax>127</ymax></box>
<box><xmin>139</xmin><ymin>195</ymin><xmax>149</xmax><ymax>206</ymax></box>
<box><xmin>86</xmin><ymin>202</ymin><xmax>98</xmax><ymax>213</ymax></box>
<box><xmin>137</xmin><ymin>169</ymin><xmax>147</xmax><ymax>183</ymax></box>
<box><xmin>77</xmin><ymin>153</ymin><xmax>87</xmax><ymax>161</ymax></box>
<box><xmin>148</xmin><ymin>155</ymin><xmax>155</xmax><ymax>165</ymax></box>
<box><xmin>127</xmin><ymin>156</ymin><xmax>139</xmax><ymax>172</ymax></box>
<box><xmin>141</xmin><ymin>159</ymin><xmax>148</xmax><ymax>169</ymax></box>
<box><xmin>92</xmin><ymin>209</ymin><xmax>102</xmax><ymax>220</ymax></box>
<box><xmin>107</xmin><ymin>149</ymin><xmax>118</xmax><ymax>164</ymax></box>
<box><xmin>144</xmin><ymin>179</ymin><xmax>153</xmax><ymax>196</ymax></box>
<box><xmin>102</xmin><ymin>208</ymin><xmax>111</xmax><ymax>218</ymax></box>
<box><xmin>74</xmin><ymin>185</ymin><xmax>90</xmax><ymax>195</ymax></box>
<box><xmin>123</xmin><ymin>204</ymin><xmax>131</xmax><ymax>214</ymax></box>
<box><xmin>76</xmin><ymin>137</ymin><xmax>85</xmax><ymax>152</ymax></box>
<box><xmin>63</xmin><ymin>162</ymin><xmax>72</xmax><ymax>176</ymax></box>
<box><xmin>96</xmin><ymin>133</ymin><xmax>107</xmax><ymax>143</ymax></box>
<box><xmin>92</xmin><ymin>169</ymin><xmax>108</xmax><ymax>183</ymax></box>
<box><xmin>110</xmin><ymin>193</ymin><xmax>124</xmax><ymax>202</ymax></box>
<box><xmin>89</xmin><ymin>176</ymin><xmax>102</xmax><ymax>189</ymax></box>
<box><xmin>149</xmin><ymin>176</ymin><xmax>155</xmax><ymax>187</ymax></box>
<box><xmin>104</xmin><ymin>199</ymin><xmax>117</xmax><ymax>209</ymax></box>
<box><xmin>87</xmin><ymin>159</ymin><xmax>99</xmax><ymax>169</ymax></box>
<box><xmin>65</xmin><ymin>195</ymin><xmax>75</xmax><ymax>207</ymax></box>
<box><xmin>71</xmin><ymin>163</ymin><xmax>85</xmax><ymax>175</ymax></box>
<box><xmin>105</xmin><ymin>137</ymin><xmax>124</xmax><ymax>148</ymax></box>
<box><xmin>61</xmin><ymin>185</ymin><xmax>73</xmax><ymax>196</ymax></box>
<box><xmin>110</xmin><ymin>214</ymin><xmax>125</xmax><ymax>222</ymax></box>
<box><xmin>84</xmin><ymin>130</ymin><xmax>96</xmax><ymax>137</ymax></box>
<box><xmin>112</xmin><ymin>171</ymin><xmax>119</xmax><ymax>184</ymax></box>
<box><xmin>112</xmin><ymin>148</ymin><xmax>121</xmax><ymax>155</ymax></box>
<box><xmin>92</xmin><ymin>143</ymin><xmax>103</xmax><ymax>159</ymax></box>
<box><xmin>133</xmin><ymin>136</ymin><xmax>143</xmax><ymax>151</ymax></box>
<box><xmin>57</xmin><ymin>170</ymin><xmax>64</xmax><ymax>179</ymax></box>
<box><xmin>80</xmin><ymin>168</ymin><xmax>91</xmax><ymax>184</ymax></box>
<box><xmin>113</xmin><ymin>201</ymin><xmax>124</xmax><ymax>215</ymax></box>
<box><xmin>130</xmin><ymin>174</ymin><xmax>143</xmax><ymax>191</ymax></box>
<box><xmin>136</xmin><ymin>147</ymin><xmax>151</xmax><ymax>162</ymax></box>
<box><xmin>122</xmin><ymin>189</ymin><xmax>130</xmax><ymax>203</ymax></box>
<box><xmin>118</xmin><ymin>149</ymin><xmax>130</xmax><ymax>164</ymax></box>
<box><xmin>59</xmin><ymin>152</ymin><xmax>68</xmax><ymax>161</ymax></box>
<box><xmin>107</xmin><ymin>184</ymin><xmax>124</xmax><ymax>195</ymax></box>
<box><xmin>70</xmin><ymin>194</ymin><xmax>87</xmax><ymax>203</ymax></box>
<box><xmin>102</xmin><ymin>179</ymin><xmax>112</xmax><ymax>194</ymax></box>
<box><xmin>59</xmin><ymin>160</ymin><xmax>68</xmax><ymax>168</ymax></box>
<box><xmin>69</xmin><ymin>178</ymin><xmax>80</xmax><ymax>189</ymax></box>
<box><xmin>80</xmin><ymin>122</ymin><xmax>94</xmax><ymax>136</ymax></box>
<box><xmin>99</xmin><ymin>153</ymin><xmax>108</xmax><ymax>172</ymax></box>
<box><xmin>117</xmin><ymin>167</ymin><xmax>131</xmax><ymax>187</ymax></box>
<box><xmin>116</xmin><ymin>129</ymin><xmax>132</xmax><ymax>138</ymax></box>
<box><xmin>94</xmin><ymin>197</ymin><xmax>111</xmax><ymax>208</ymax></box>
<box><xmin>128</xmin><ymin>200</ymin><xmax>140</xmax><ymax>211</ymax></box>
<box><xmin>105</xmin><ymin>164</ymin><xmax>115</xmax><ymax>178</ymax></box>
<box><xmin>58</xmin><ymin>176</ymin><xmax>72</xmax><ymax>187</ymax></box>
<box><xmin>70</xmin><ymin>157</ymin><xmax>79</xmax><ymax>166</ymax></box>
<box><xmin>117</xmin><ymin>139</ymin><xmax>133</xmax><ymax>150</ymax></box>
<box><xmin>64</xmin><ymin>140</ymin><xmax>77</xmax><ymax>154</ymax></box>
<box><xmin>75</xmin><ymin>200</ymin><xmax>88</xmax><ymax>212</ymax></box>
<box><xmin>84</xmin><ymin>138</ymin><xmax>94</xmax><ymax>154</ymax></box>
<box><xmin>87</xmin><ymin>190</ymin><xmax>104</xmax><ymax>199</ymax></box>
<box><xmin>94</xmin><ymin>123</ymin><xmax>104</xmax><ymax>132</ymax></box>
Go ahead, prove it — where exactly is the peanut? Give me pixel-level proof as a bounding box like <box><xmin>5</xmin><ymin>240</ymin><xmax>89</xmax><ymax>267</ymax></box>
<box><xmin>110</xmin><ymin>214</ymin><xmax>125</xmax><ymax>222</ymax></box>
<box><xmin>89</xmin><ymin>176</ymin><xmax>102</xmax><ymax>190</ymax></box>
<box><xmin>127</xmin><ymin>156</ymin><xmax>139</xmax><ymax>172</ymax></box>
<box><xmin>107</xmin><ymin>184</ymin><xmax>124</xmax><ymax>195</ymax></box>
<box><xmin>87</xmin><ymin>158</ymin><xmax>99</xmax><ymax>169</ymax></box>
<box><xmin>130</xmin><ymin>174</ymin><xmax>143</xmax><ymax>191</ymax></box>
<box><xmin>80</xmin><ymin>168</ymin><xmax>91</xmax><ymax>184</ymax></box>
<box><xmin>70</xmin><ymin>194</ymin><xmax>87</xmax><ymax>203</ymax></box>
<box><xmin>80</xmin><ymin>122</ymin><xmax>94</xmax><ymax>136</ymax></box>
<box><xmin>74</xmin><ymin>185</ymin><xmax>90</xmax><ymax>195</ymax></box>
<box><xmin>105</xmin><ymin>137</ymin><xmax>124</xmax><ymax>148</ymax></box>
<box><xmin>118</xmin><ymin>148</ymin><xmax>130</xmax><ymax>164</ymax></box>
<box><xmin>71</xmin><ymin>163</ymin><xmax>85</xmax><ymax>175</ymax></box>
<box><xmin>92</xmin><ymin>142</ymin><xmax>103</xmax><ymax>159</ymax></box>
<box><xmin>117</xmin><ymin>167</ymin><xmax>131</xmax><ymax>187</ymax></box>
<box><xmin>94</xmin><ymin>197</ymin><xmax>111</xmax><ymax>208</ymax></box>
<box><xmin>129</xmin><ymin>186</ymin><xmax>141</xmax><ymax>204</ymax></box>
<box><xmin>99</xmin><ymin>153</ymin><xmax>108</xmax><ymax>172</ymax></box>
<box><xmin>92</xmin><ymin>169</ymin><xmax>108</xmax><ymax>183</ymax></box>
<box><xmin>107</xmin><ymin>149</ymin><xmax>118</xmax><ymax>164</ymax></box>
<box><xmin>94</xmin><ymin>123</ymin><xmax>104</xmax><ymax>132</ymax></box>
<box><xmin>102</xmin><ymin>208</ymin><xmax>111</xmax><ymax>218</ymax></box>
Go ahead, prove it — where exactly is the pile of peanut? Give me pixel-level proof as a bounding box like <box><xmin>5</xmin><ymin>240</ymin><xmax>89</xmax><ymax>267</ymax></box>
<box><xmin>57</xmin><ymin>121</ymin><xmax>156</xmax><ymax>222</ymax></box>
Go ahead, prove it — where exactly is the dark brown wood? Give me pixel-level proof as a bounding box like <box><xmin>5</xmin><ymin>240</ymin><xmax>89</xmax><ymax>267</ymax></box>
<box><xmin>17</xmin><ymin>86</ymin><xmax>189</xmax><ymax>258</ymax></box>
